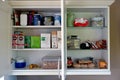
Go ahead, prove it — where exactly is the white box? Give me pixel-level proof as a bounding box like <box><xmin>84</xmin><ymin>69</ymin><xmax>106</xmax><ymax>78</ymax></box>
<box><xmin>57</xmin><ymin>31</ymin><xmax>61</xmax><ymax>49</ymax></box>
<box><xmin>41</xmin><ymin>33</ymin><xmax>50</xmax><ymax>48</ymax></box>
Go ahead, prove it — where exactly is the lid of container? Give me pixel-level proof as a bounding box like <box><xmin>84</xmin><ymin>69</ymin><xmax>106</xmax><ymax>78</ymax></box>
<box><xmin>16</xmin><ymin>57</ymin><xmax>25</xmax><ymax>63</ymax></box>
<box><xmin>42</xmin><ymin>56</ymin><xmax>61</xmax><ymax>61</ymax></box>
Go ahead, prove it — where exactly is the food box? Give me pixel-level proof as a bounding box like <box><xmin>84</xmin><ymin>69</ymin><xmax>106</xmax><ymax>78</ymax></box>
<box><xmin>17</xmin><ymin>31</ymin><xmax>24</xmax><ymax>49</ymax></box>
<box><xmin>42</xmin><ymin>56</ymin><xmax>61</xmax><ymax>69</ymax></box>
<box><xmin>57</xmin><ymin>31</ymin><xmax>61</xmax><ymax>49</ymax></box>
<box><xmin>24</xmin><ymin>36</ymin><xmax>31</xmax><ymax>48</ymax></box>
<box><xmin>41</xmin><ymin>33</ymin><xmax>50</xmax><ymax>48</ymax></box>
<box><xmin>51</xmin><ymin>31</ymin><xmax>57</xmax><ymax>48</ymax></box>
<box><xmin>31</xmin><ymin>36</ymin><xmax>41</xmax><ymax>48</ymax></box>
<box><xmin>91</xmin><ymin>16</ymin><xmax>105</xmax><ymax>27</ymax></box>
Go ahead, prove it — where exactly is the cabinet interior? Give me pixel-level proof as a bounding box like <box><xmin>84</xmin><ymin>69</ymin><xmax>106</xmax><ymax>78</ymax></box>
<box><xmin>66</xmin><ymin>8</ymin><xmax>109</xmax><ymax>69</ymax></box>
<box><xmin>11</xmin><ymin>8</ymin><xmax>62</xmax><ymax>70</ymax></box>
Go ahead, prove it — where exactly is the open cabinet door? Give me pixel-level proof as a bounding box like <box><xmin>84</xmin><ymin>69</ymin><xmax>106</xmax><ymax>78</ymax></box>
<box><xmin>0</xmin><ymin>0</ymin><xmax>11</xmax><ymax>77</ymax></box>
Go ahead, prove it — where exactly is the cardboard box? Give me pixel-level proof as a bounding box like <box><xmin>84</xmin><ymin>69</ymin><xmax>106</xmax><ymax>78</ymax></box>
<box><xmin>51</xmin><ymin>31</ymin><xmax>57</xmax><ymax>48</ymax></box>
<box><xmin>41</xmin><ymin>33</ymin><xmax>50</xmax><ymax>48</ymax></box>
<box><xmin>17</xmin><ymin>31</ymin><xmax>24</xmax><ymax>49</ymax></box>
<box><xmin>24</xmin><ymin>36</ymin><xmax>31</xmax><ymax>48</ymax></box>
<box><xmin>31</xmin><ymin>36</ymin><xmax>41</xmax><ymax>48</ymax></box>
<box><xmin>57</xmin><ymin>31</ymin><xmax>61</xmax><ymax>49</ymax></box>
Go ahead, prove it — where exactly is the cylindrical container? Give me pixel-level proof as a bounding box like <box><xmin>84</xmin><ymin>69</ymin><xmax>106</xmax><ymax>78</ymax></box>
<box><xmin>15</xmin><ymin>57</ymin><xmax>26</xmax><ymax>68</ymax></box>
<box><xmin>54</xmin><ymin>13</ymin><xmax>61</xmax><ymax>26</ymax></box>
<box><xmin>20</xmin><ymin>14</ymin><xmax>27</xmax><ymax>26</ymax></box>
<box><xmin>67</xmin><ymin>11</ymin><xmax>74</xmax><ymax>27</ymax></box>
<box><xmin>28</xmin><ymin>14</ymin><xmax>33</xmax><ymax>25</ymax></box>
<box><xmin>33</xmin><ymin>14</ymin><xmax>41</xmax><ymax>25</ymax></box>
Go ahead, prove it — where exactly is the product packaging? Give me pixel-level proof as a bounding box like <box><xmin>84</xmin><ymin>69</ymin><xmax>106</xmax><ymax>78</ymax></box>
<box><xmin>24</xmin><ymin>36</ymin><xmax>31</xmax><ymax>48</ymax></box>
<box><xmin>20</xmin><ymin>13</ymin><xmax>27</xmax><ymax>26</ymax></box>
<box><xmin>17</xmin><ymin>32</ymin><xmax>24</xmax><ymax>49</ymax></box>
<box><xmin>57</xmin><ymin>31</ymin><xmax>61</xmax><ymax>49</ymax></box>
<box><xmin>54</xmin><ymin>13</ymin><xmax>61</xmax><ymax>26</ymax></box>
<box><xmin>41</xmin><ymin>33</ymin><xmax>50</xmax><ymax>48</ymax></box>
<box><xmin>31</xmin><ymin>36</ymin><xmax>41</xmax><ymax>48</ymax></box>
<box><xmin>51</xmin><ymin>31</ymin><xmax>58</xmax><ymax>48</ymax></box>
<box><xmin>91</xmin><ymin>15</ymin><xmax>105</xmax><ymax>27</ymax></box>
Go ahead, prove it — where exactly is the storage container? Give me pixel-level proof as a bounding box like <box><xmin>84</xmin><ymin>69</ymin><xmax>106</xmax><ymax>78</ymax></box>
<box><xmin>42</xmin><ymin>56</ymin><xmax>61</xmax><ymax>69</ymax></box>
<box><xmin>15</xmin><ymin>57</ymin><xmax>26</xmax><ymax>68</ymax></box>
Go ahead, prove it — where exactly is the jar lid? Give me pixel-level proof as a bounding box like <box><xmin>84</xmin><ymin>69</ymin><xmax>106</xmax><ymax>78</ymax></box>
<box><xmin>16</xmin><ymin>57</ymin><xmax>25</xmax><ymax>63</ymax></box>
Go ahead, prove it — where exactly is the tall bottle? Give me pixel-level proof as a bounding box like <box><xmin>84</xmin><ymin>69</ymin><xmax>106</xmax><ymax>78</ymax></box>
<box><xmin>67</xmin><ymin>11</ymin><xmax>75</xmax><ymax>27</ymax></box>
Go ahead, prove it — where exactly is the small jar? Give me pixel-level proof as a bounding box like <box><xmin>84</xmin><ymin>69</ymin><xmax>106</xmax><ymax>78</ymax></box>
<box><xmin>15</xmin><ymin>57</ymin><xmax>26</xmax><ymax>68</ymax></box>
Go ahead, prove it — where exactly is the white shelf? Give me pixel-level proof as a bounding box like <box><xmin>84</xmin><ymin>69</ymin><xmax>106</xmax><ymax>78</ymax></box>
<box><xmin>12</xmin><ymin>48</ymin><xmax>61</xmax><ymax>51</ymax></box>
<box><xmin>66</xmin><ymin>69</ymin><xmax>111</xmax><ymax>75</ymax></box>
<box><xmin>67</xmin><ymin>49</ymin><xmax>107</xmax><ymax>51</ymax></box>
<box><xmin>11</xmin><ymin>69</ymin><xmax>61</xmax><ymax>75</ymax></box>
<box><xmin>12</xmin><ymin>26</ymin><xmax>61</xmax><ymax>29</ymax></box>
<box><xmin>67</xmin><ymin>26</ymin><xmax>107</xmax><ymax>29</ymax></box>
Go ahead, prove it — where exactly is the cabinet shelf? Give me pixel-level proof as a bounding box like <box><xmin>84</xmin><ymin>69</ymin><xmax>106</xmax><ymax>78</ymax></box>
<box><xmin>11</xmin><ymin>69</ymin><xmax>61</xmax><ymax>75</ymax></box>
<box><xmin>12</xmin><ymin>26</ymin><xmax>61</xmax><ymax>29</ymax></box>
<box><xmin>67</xmin><ymin>49</ymin><xmax>107</xmax><ymax>50</ymax></box>
<box><xmin>12</xmin><ymin>48</ymin><xmax>61</xmax><ymax>51</ymax></box>
<box><xmin>67</xmin><ymin>26</ymin><xmax>107</xmax><ymax>29</ymax></box>
<box><xmin>66</xmin><ymin>69</ymin><xmax>110</xmax><ymax>75</ymax></box>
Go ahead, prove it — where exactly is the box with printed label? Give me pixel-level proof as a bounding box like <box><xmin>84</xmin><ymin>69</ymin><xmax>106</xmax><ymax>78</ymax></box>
<box><xmin>51</xmin><ymin>31</ymin><xmax>57</xmax><ymax>48</ymax></box>
<box><xmin>41</xmin><ymin>33</ymin><xmax>50</xmax><ymax>48</ymax></box>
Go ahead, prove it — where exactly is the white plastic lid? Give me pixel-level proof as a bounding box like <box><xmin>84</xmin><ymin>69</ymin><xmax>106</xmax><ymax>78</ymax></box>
<box><xmin>16</xmin><ymin>57</ymin><xmax>25</xmax><ymax>63</ymax></box>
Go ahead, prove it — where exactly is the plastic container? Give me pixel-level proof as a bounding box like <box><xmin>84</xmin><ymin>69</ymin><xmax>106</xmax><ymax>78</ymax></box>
<box><xmin>15</xmin><ymin>57</ymin><xmax>26</xmax><ymax>68</ymax></box>
<box><xmin>54</xmin><ymin>13</ymin><xmax>61</xmax><ymax>26</ymax></box>
<box><xmin>20</xmin><ymin>13</ymin><xmax>27</xmax><ymax>26</ymax></box>
<box><xmin>67</xmin><ymin>35</ymin><xmax>80</xmax><ymax>49</ymax></box>
<box><xmin>42</xmin><ymin>56</ymin><xmax>61</xmax><ymax>69</ymax></box>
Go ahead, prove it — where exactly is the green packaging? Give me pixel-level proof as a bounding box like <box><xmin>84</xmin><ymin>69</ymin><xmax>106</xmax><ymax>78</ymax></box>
<box><xmin>24</xmin><ymin>36</ymin><xmax>31</xmax><ymax>48</ymax></box>
<box><xmin>31</xmin><ymin>36</ymin><xmax>41</xmax><ymax>48</ymax></box>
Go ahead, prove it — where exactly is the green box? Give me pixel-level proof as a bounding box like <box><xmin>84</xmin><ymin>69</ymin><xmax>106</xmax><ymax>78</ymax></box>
<box><xmin>31</xmin><ymin>36</ymin><xmax>41</xmax><ymax>48</ymax></box>
<box><xmin>24</xmin><ymin>36</ymin><xmax>31</xmax><ymax>48</ymax></box>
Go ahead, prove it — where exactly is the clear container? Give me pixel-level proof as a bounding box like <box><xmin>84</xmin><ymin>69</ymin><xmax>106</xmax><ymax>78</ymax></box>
<box><xmin>67</xmin><ymin>35</ymin><xmax>80</xmax><ymax>49</ymax></box>
<box><xmin>42</xmin><ymin>56</ymin><xmax>61</xmax><ymax>69</ymax></box>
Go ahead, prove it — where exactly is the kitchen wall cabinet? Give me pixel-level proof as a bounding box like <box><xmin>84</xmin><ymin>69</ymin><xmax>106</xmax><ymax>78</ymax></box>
<box><xmin>0</xmin><ymin>0</ymin><xmax>114</xmax><ymax>80</ymax></box>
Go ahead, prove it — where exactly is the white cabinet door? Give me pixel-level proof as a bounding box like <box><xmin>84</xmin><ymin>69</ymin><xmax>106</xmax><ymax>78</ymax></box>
<box><xmin>0</xmin><ymin>0</ymin><xmax>11</xmax><ymax>77</ymax></box>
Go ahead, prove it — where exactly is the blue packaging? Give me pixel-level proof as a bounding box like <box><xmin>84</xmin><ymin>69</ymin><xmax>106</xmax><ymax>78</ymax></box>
<box><xmin>15</xmin><ymin>57</ymin><xmax>26</xmax><ymax>68</ymax></box>
<box><xmin>33</xmin><ymin>14</ymin><xmax>42</xmax><ymax>25</ymax></box>
<box><xmin>54</xmin><ymin>14</ymin><xmax>61</xmax><ymax>26</ymax></box>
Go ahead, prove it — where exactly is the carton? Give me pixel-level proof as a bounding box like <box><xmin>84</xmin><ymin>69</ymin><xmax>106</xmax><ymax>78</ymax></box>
<box><xmin>17</xmin><ymin>31</ymin><xmax>24</xmax><ymax>49</ymax></box>
<box><xmin>31</xmin><ymin>36</ymin><xmax>41</xmax><ymax>48</ymax></box>
<box><xmin>51</xmin><ymin>31</ymin><xmax>57</xmax><ymax>48</ymax></box>
<box><xmin>41</xmin><ymin>33</ymin><xmax>50</xmax><ymax>48</ymax></box>
<box><xmin>57</xmin><ymin>31</ymin><xmax>61</xmax><ymax>49</ymax></box>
